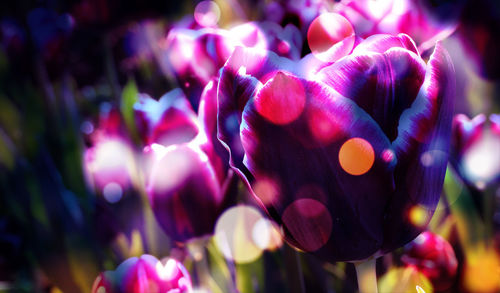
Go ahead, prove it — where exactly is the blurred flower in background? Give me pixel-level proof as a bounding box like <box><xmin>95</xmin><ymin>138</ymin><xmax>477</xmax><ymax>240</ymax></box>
<box><xmin>92</xmin><ymin>255</ymin><xmax>192</xmax><ymax>293</ymax></box>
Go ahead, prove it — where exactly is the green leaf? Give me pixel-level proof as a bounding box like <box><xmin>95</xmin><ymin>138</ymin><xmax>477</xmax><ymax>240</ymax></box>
<box><xmin>120</xmin><ymin>79</ymin><xmax>139</xmax><ymax>142</ymax></box>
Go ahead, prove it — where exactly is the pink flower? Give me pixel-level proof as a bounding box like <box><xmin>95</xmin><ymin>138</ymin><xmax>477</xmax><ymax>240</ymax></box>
<box><xmin>91</xmin><ymin>255</ymin><xmax>192</xmax><ymax>293</ymax></box>
<box><xmin>402</xmin><ymin>231</ymin><xmax>458</xmax><ymax>291</ymax></box>
<box><xmin>83</xmin><ymin>107</ymin><xmax>136</xmax><ymax>202</ymax></box>
<box><xmin>451</xmin><ymin>113</ymin><xmax>500</xmax><ymax>189</ymax></box>
<box><xmin>136</xmin><ymin>89</ymin><xmax>235</xmax><ymax>242</ymax></box>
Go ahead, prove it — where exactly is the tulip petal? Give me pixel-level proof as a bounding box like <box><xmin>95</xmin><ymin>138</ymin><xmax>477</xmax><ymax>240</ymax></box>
<box><xmin>217</xmin><ymin>51</ymin><xmax>263</xmax><ymax>176</ymax></box>
<box><xmin>240</xmin><ymin>72</ymin><xmax>396</xmax><ymax>261</ymax></box>
<box><xmin>134</xmin><ymin>89</ymin><xmax>199</xmax><ymax>146</ymax></box>
<box><xmin>224</xmin><ymin>46</ymin><xmax>298</xmax><ymax>82</ymax></box>
<box><xmin>383</xmin><ymin>41</ymin><xmax>455</xmax><ymax>252</ymax></box>
<box><xmin>318</xmin><ymin>45</ymin><xmax>426</xmax><ymax>141</ymax></box>
<box><xmin>451</xmin><ymin>114</ymin><xmax>486</xmax><ymax>158</ymax></box>
<box><xmin>352</xmin><ymin>33</ymin><xmax>419</xmax><ymax>56</ymax></box>
<box><xmin>147</xmin><ymin>144</ymin><xmax>222</xmax><ymax>242</ymax></box>
<box><xmin>198</xmin><ymin>78</ymin><xmax>228</xmax><ymax>183</ymax></box>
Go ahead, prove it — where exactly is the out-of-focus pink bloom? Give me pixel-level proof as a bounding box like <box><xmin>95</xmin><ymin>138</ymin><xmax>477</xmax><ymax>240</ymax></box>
<box><xmin>162</xmin><ymin>21</ymin><xmax>302</xmax><ymax>105</ymax></box>
<box><xmin>162</xmin><ymin>27</ymin><xmax>234</xmax><ymax>104</ymax></box>
<box><xmin>451</xmin><ymin>113</ymin><xmax>500</xmax><ymax>189</ymax></box>
<box><xmin>402</xmin><ymin>231</ymin><xmax>458</xmax><ymax>291</ymax></box>
<box><xmin>134</xmin><ymin>89</ymin><xmax>199</xmax><ymax>146</ymax></box>
<box><xmin>147</xmin><ymin>143</ymin><xmax>223</xmax><ymax>242</ymax></box>
<box><xmin>136</xmin><ymin>89</ymin><xmax>233</xmax><ymax>242</ymax></box>
<box><xmin>334</xmin><ymin>0</ymin><xmax>458</xmax><ymax>51</ymax></box>
<box><xmin>217</xmin><ymin>26</ymin><xmax>455</xmax><ymax>262</ymax></box>
<box><xmin>83</xmin><ymin>107</ymin><xmax>136</xmax><ymax>201</ymax></box>
<box><xmin>91</xmin><ymin>255</ymin><xmax>192</xmax><ymax>293</ymax></box>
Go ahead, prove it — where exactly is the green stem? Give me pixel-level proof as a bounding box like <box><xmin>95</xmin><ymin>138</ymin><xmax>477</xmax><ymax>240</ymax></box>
<box><xmin>284</xmin><ymin>245</ymin><xmax>305</xmax><ymax>293</ymax></box>
<box><xmin>354</xmin><ymin>258</ymin><xmax>378</xmax><ymax>293</ymax></box>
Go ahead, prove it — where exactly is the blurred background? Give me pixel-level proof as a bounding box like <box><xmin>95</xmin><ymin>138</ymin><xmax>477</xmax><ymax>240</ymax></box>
<box><xmin>0</xmin><ymin>0</ymin><xmax>499</xmax><ymax>292</ymax></box>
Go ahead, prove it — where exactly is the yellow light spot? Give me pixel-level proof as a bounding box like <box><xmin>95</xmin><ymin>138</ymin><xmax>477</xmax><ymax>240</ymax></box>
<box><xmin>463</xmin><ymin>246</ymin><xmax>500</xmax><ymax>293</ymax></box>
<box><xmin>409</xmin><ymin>205</ymin><xmax>429</xmax><ymax>228</ymax></box>
<box><xmin>379</xmin><ymin>267</ymin><xmax>433</xmax><ymax>293</ymax></box>
<box><xmin>338</xmin><ymin>138</ymin><xmax>375</xmax><ymax>175</ymax></box>
<box><xmin>214</xmin><ymin>206</ymin><xmax>264</xmax><ymax>263</ymax></box>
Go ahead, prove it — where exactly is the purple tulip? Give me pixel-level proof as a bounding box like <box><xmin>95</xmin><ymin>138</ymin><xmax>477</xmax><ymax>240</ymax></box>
<box><xmin>451</xmin><ymin>113</ymin><xmax>500</xmax><ymax>189</ymax></box>
<box><xmin>134</xmin><ymin>89</ymin><xmax>199</xmax><ymax>147</ymax></box>
<box><xmin>83</xmin><ymin>107</ymin><xmax>136</xmax><ymax>201</ymax></box>
<box><xmin>91</xmin><ymin>255</ymin><xmax>192</xmax><ymax>293</ymax></box>
<box><xmin>163</xmin><ymin>21</ymin><xmax>302</xmax><ymax>105</ymax></box>
<box><xmin>137</xmin><ymin>89</ymin><xmax>231</xmax><ymax>242</ymax></box>
<box><xmin>217</xmin><ymin>31</ymin><xmax>455</xmax><ymax>262</ymax></box>
<box><xmin>146</xmin><ymin>143</ymin><xmax>223</xmax><ymax>242</ymax></box>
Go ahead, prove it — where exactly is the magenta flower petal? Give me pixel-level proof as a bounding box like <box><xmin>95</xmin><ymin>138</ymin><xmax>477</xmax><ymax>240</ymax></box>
<box><xmin>147</xmin><ymin>144</ymin><xmax>222</xmax><ymax>242</ymax></box>
<box><xmin>351</xmin><ymin>33</ymin><xmax>419</xmax><ymax>56</ymax></box>
<box><xmin>198</xmin><ymin>78</ymin><xmax>229</xmax><ymax>184</ymax></box>
<box><xmin>450</xmin><ymin>113</ymin><xmax>500</xmax><ymax>188</ymax></box>
<box><xmin>402</xmin><ymin>231</ymin><xmax>458</xmax><ymax>291</ymax></box>
<box><xmin>134</xmin><ymin>89</ymin><xmax>199</xmax><ymax>146</ymax></box>
<box><xmin>239</xmin><ymin>72</ymin><xmax>396</xmax><ymax>261</ymax></box>
<box><xmin>451</xmin><ymin>114</ymin><xmax>487</xmax><ymax>157</ymax></box>
<box><xmin>92</xmin><ymin>255</ymin><xmax>192</xmax><ymax>293</ymax></box>
<box><xmin>164</xmin><ymin>28</ymin><xmax>234</xmax><ymax>104</ymax></box>
<box><xmin>217</xmin><ymin>55</ymin><xmax>262</xmax><ymax>174</ymax></box>
<box><xmin>224</xmin><ymin>46</ymin><xmax>297</xmax><ymax>82</ymax></box>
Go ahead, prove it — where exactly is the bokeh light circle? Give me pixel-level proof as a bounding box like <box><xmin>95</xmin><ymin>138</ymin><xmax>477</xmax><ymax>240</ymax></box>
<box><xmin>103</xmin><ymin>182</ymin><xmax>123</xmax><ymax>203</ymax></box>
<box><xmin>281</xmin><ymin>198</ymin><xmax>332</xmax><ymax>252</ymax></box>
<box><xmin>194</xmin><ymin>1</ymin><xmax>221</xmax><ymax>27</ymax></box>
<box><xmin>256</xmin><ymin>72</ymin><xmax>306</xmax><ymax>125</ymax></box>
<box><xmin>338</xmin><ymin>138</ymin><xmax>375</xmax><ymax>175</ymax></box>
<box><xmin>307</xmin><ymin>13</ymin><xmax>355</xmax><ymax>62</ymax></box>
<box><xmin>214</xmin><ymin>205</ymin><xmax>265</xmax><ymax>263</ymax></box>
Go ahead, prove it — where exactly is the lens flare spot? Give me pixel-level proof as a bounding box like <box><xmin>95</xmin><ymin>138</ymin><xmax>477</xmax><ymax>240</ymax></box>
<box><xmin>382</xmin><ymin>149</ymin><xmax>395</xmax><ymax>164</ymax></box>
<box><xmin>252</xmin><ymin>218</ymin><xmax>283</xmax><ymax>251</ymax></box>
<box><xmin>230</xmin><ymin>22</ymin><xmax>267</xmax><ymax>51</ymax></box>
<box><xmin>103</xmin><ymin>182</ymin><xmax>123</xmax><ymax>203</ymax></box>
<box><xmin>253</xmin><ymin>177</ymin><xmax>280</xmax><ymax>206</ymax></box>
<box><xmin>214</xmin><ymin>205</ymin><xmax>264</xmax><ymax>263</ymax></box>
<box><xmin>463</xmin><ymin>131</ymin><xmax>500</xmax><ymax>186</ymax></box>
<box><xmin>281</xmin><ymin>199</ymin><xmax>332</xmax><ymax>252</ymax></box>
<box><xmin>338</xmin><ymin>138</ymin><xmax>375</xmax><ymax>175</ymax></box>
<box><xmin>194</xmin><ymin>1</ymin><xmax>221</xmax><ymax>27</ymax></box>
<box><xmin>81</xmin><ymin>120</ymin><xmax>94</xmax><ymax>134</ymax></box>
<box><xmin>255</xmin><ymin>72</ymin><xmax>306</xmax><ymax>125</ymax></box>
<box><xmin>307</xmin><ymin>106</ymin><xmax>345</xmax><ymax>145</ymax></box>
<box><xmin>307</xmin><ymin>13</ymin><xmax>355</xmax><ymax>62</ymax></box>
<box><xmin>409</xmin><ymin>205</ymin><xmax>429</xmax><ymax>228</ymax></box>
